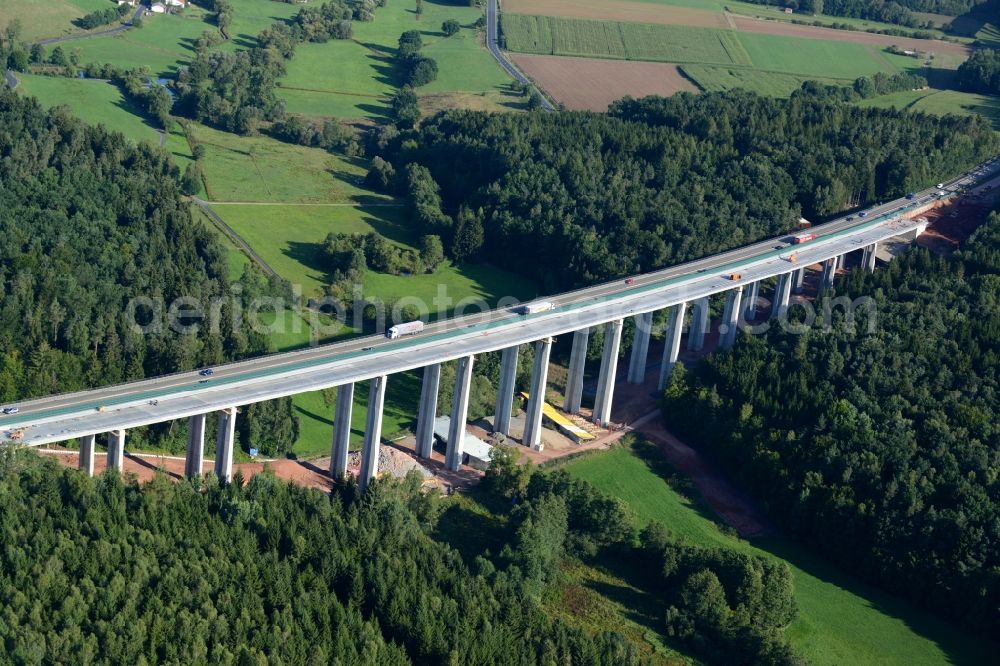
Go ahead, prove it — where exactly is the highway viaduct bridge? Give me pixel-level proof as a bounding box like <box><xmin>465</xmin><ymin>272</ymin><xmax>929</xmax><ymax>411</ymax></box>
<box><xmin>3</xmin><ymin>159</ymin><xmax>998</xmax><ymax>489</ymax></box>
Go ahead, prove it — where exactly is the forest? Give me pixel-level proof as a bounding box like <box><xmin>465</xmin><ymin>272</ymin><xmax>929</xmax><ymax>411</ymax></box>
<box><xmin>957</xmin><ymin>49</ymin><xmax>1000</xmax><ymax>95</ymax></box>
<box><xmin>0</xmin><ymin>443</ymin><xmax>801</xmax><ymax>664</ymax></box>
<box><xmin>0</xmin><ymin>86</ymin><xmax>296</xmax><ymax>455</ymax></box>
<box><xmin>662</xmin><ymin>212</ymin><xmax>1000</xmax><ymax>635</ymax></box>
<box><xmin>371</xmin><ymin>90</ymin><xmax>998</xmax><ymax>292</ymax></box>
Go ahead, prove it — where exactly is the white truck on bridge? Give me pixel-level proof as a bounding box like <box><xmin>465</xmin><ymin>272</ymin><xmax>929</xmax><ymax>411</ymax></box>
<box><xmin>386</xmin><ymin>321</ymin><xmax>425</xmax><ymax>339</ymax></box>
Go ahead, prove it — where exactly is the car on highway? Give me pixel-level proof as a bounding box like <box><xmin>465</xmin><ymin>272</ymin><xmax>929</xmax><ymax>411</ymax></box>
<box><xmin>906</xmin><ymin>193</ymin><xmax>916</xmax><ymax>200</ymax></box>
<box><xmin>846</xmin><ymin>215</ymin><xmax>854</xmax><ymax>221</ymax></box>
<box><xmin>625</xmin><ymin>277</ymin><xmax>635</xmax><ymax>285</ymax></box>
<box><xmin>937</xmin><ymin>183</ymin><xmax>945</xmax><ymax>189</ymax></box>
<box><xmin>199</xmin><ymin>368</ymin><xmax>214</xmax><ymax>377</ymax></box>
<box><xmin>2</xmin><ymin>406</ymin><xmax>18</xmax><ymax>415</ymax></box>
<box><xmin>858</xmin><ymin>211</ymin><xmax>868</xmax><ymax>217</ymax></box>
<box><xmin>361</xmin><ymin>346</ymin><xmax>374</xmax><ymax>352</ymax></box>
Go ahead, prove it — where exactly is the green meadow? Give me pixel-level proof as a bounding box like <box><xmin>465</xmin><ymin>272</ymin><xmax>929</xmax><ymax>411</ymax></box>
<box><xmin>67</xmin><ymin>9</ymin><xmax>212</xmax><ymax>77</ymax></box>
<box><xmin>858</xmin><ymin>88</ymin><xmax>1000</xmax><ymax>129</ymax></box>
<box><xmin>0</xmin><ymin>0</ymin><xmax>111</xmax><ymax>42</ymax></box>
<box><xmin>278</xmin><ymin>0</ymin><xmax>512</xmax><ymax>121</ymax></box>
<box><xmin>560</xmin><ymin>440</ymin><xmax>996</xmax><ymax>666</ymax></box>
<box><xmin>188</xmin><ymin>123</ymin><xmax>376</xmax><ymax>203</ymax></box>
<box><xmin>681</xmin><ymin>64</ymin><xmax>845</xmax><ymax>96</ymax></box>
<box><xmin>16</xmin><ymin>73</ymin><xmax>162</xmax><ymax>145</ymax></box>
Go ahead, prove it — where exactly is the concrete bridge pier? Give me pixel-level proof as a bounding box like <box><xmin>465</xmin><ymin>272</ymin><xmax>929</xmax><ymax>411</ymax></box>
<box><xmin>564</xmin><ymin>328</ymin><xmax>589</xmax><ymax>414</ymax></box>
<box><xmin>415</xmin><ymin>364</ymin><xmax>440</xmax><ymax>458</ymax></box>
<box><xmin>108</xmin><ymin>429</ymin><xmax>126</xmax><ymax>473</ymax></box>
<box><xmin>494</xmin><ymin>345</ymin><xmax>519</xmax><ymax>435</ymax></box>
<box><xmin>820</xmin><ymin>258</ymin><xmax>837</xmax><ymax>294</ymax></box>
<box><xmin>863</xmin><ymin>242</ymin><xmax>878</xmax><ymax>272</ymax></box>
<box><xmin>184</xmin><ymin>414</ymin><xmax>205</xmax><ymax>479</ymax></box>
<box><xmin>744</xmin><ymin>282</ymin><xmax>760</xmax><ymax>320</ymax></box>
<box><xmin>720</xmin><ymin>286</ymin><xmax>743</xmax><ymax>350</ymax></box>
<box><xmin>658</xmin><ymin>302</ymin><xmax>687</xmax><ymax>391</ymax></box>
<box><xmin>359</xmin><ymin>376</ymin><xmax>387</xmax><ymax>490</ymax></box>
<box><xmin>771</xmin><ymin>273</ymin><xmax>792</xmax><ymax>319</ymax></box>
<box><xmin>523</xmin><ymin>339</ymin><xmax>552</xmax><ymax>451</ymax></box>
<box><xmin>446</xmin><ymin>356</ymin><xmax>474</xmax><ymax>471</ymax></box>
<box><xmin>330</xmin><ymin>383</ymin><xmax>354</xmax><ymax>477</ymax></box>
<box><xmin>79</xmin><ymin>434</ymin><xmax>95</xmax><ymax>477</ymax></box>
<box><xmin>687</xmin><ymin>297</ymin><xmax>710</xmax><ymax>351</ymax></box>
<box><xmin>627</xmin><ymin>312</ymin><xmax>653</xmax><ymax>384</ymax></box>
<box><xmin>792</xmin><ymin>268</ymin><xmax>805</xmax><ymax>294</ymax></box>
<box><xmin>215</xmin><ymin>407</ymin><xmax>237</xmax><ymax>483</ymax></box>
<box><xmin>593</xmin><ymin>319</ymin><xmax>623</xmax><ymax>425</ymax></box>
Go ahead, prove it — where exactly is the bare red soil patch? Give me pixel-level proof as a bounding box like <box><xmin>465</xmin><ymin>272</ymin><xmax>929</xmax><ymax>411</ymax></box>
<box><xmin>510</xmin><ymin>54</ymin><xmax>698</xmax><ymax>111</ymax></box>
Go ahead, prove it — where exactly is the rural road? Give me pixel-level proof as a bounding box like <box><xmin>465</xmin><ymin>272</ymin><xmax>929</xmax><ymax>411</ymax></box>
<box><xmin>3</xmin><ymin>70</ymin><xmax>16</xmax><ymax>89</ymax></box>
<box><xmin>486</xmin><ymin>0</ymin><xmax>554</xmax><ymax>111</ymax></box>
<box><xmin>36</xmin><ymin>4</ymin><xmax>144</xmax><ymax>45</ymax></box>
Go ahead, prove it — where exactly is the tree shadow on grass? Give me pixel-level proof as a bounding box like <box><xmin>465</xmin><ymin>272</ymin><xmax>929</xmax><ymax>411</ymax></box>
<box><xmin>284</xmin><ymin>240</ymin><xmax>336</xmax><ymax>283</ymax></box>
<box><xmin>628</xmin><ymin>436</ymin><xmax>737</xmax><ymax>534</ymax></box>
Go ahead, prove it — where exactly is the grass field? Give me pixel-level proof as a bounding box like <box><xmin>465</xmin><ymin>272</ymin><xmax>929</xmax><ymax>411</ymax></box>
<box><xmin>681</xmin><ymin>64</ymin><xmax>845</xmax><ymax>96</ymax></box>
<box><xmin>16</xmin><ymin>73</ymin><xmax>162</xmax><ymax>145</ymax></box>
<box><xmin>0</xmin><ymin>0</ymin><xmax>110</xmax><ymax>42</ymax></box>
<box><xmin>213</xmin><ymin>202</ymin><xmax>536</xmax><ymax>303</ymax></box>
<box><xmin>502</xmin><ymin>14</ymin><xmax>751</xmax><ymax>64</ymax></box>
<box><xmin>278</xmin><ymin>0</ymin><xmax>512</xmax><ymax>122</ymax></box>
<box><xmin>66</xmin><ymin>9</ymin><xmax>212</xmax><ymax>77</ymax></box>
<box><xmin>561</xmin><ymin>440</ymin><xmax>996</xmax><ymax>665</ymax></box>
<box><xmin>734</xmin><ymin>31</ymin><xmax>889</xmax><ymax>78</ymax></box>
<box><xmin>858</xmin><ymin>88</ymin><xmax>1000</xmax><ymax>129</ymax></box>
<box><xmin>187</xmin><ymin>123</ymin><xmax>377</xmax><ymax>204</ymax></box>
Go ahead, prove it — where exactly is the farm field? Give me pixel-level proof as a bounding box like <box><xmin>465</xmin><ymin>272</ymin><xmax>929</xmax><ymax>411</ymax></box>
<box><xmin>681</xmin><ymin>64</ymin><xmax>844</xmax><ymax>96</ymax></box>
<box><xmin>501</xmin><ymin>0</ymin><xmax>730</xmax><ymax>28</ymax></box>
<box><xmin>733</xmin><ymin>31</ymin><xmax>888</xmax><ymax>78</ymax></box>
<box><xmin>66</xmin><ymin>10</ymin><xmax>213</xmax><ymax>77</ymax></box>
<box><xmin>509</xmin><ymin>54</ymin><xmax>698</xmax><ymax>110</ymax></box>
<box><xmin>562</xmin><ymin>440</ymin><xmax>996</xmax><ymax>666</ymax></box>
<box><xmin>0</xmin><ymin>0</ymin><xmax>109</xmax><ymax>42</ymax></box>
<box><xmin>857</xmin><ymin>89</ymin><xmax>1000</xmax><ymax>129</ymax></box>
<box><xmin>15</xmin><ymin>73</ymin><xmax>162</xmax><ymax>145</ymax></box>
<box><xmin>187</xmin><ymin>123</ymin><xmax>377</xmax><ymax>204</ymax></box>
<box><xmin>278</xmin><ymin>0</ymin><xmax>512</xmax><ymax>122</ymax></box>
<box><xmin>502</xmin><ymin>14</ymin><xmax>751</xmax><ymax>64</ymax></box>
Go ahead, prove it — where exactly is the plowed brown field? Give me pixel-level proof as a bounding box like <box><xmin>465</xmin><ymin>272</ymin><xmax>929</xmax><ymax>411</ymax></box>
<box><xmin>510</xmin><ymin>54</ymin><xmax>698</xmax><ymax>110</ymax></box>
